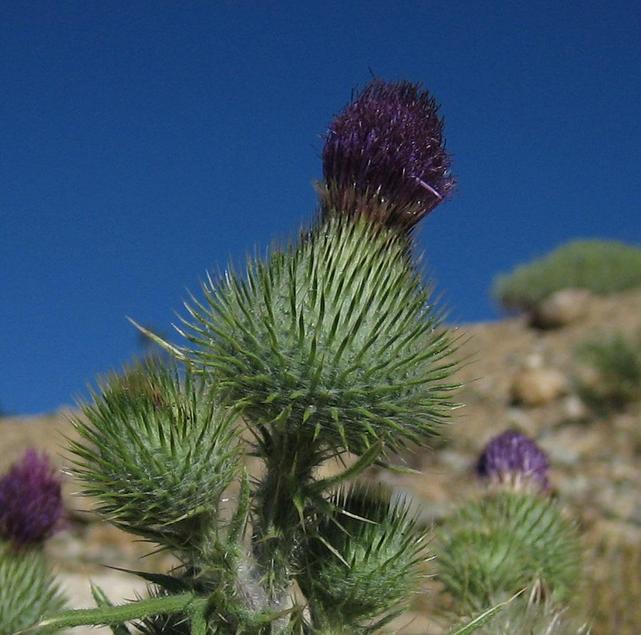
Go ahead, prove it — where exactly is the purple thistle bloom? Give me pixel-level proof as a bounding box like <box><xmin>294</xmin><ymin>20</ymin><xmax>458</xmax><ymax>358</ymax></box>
<box><xmin>0</xmin><ymin>449</ymin><xmax>64</xmax><ymax>546</ymax></box>
<box><xmin>321</xmin><ymin>79</ymin><xmax>455</xmax><ymax>232</ymax></box>
<box><xmin>476</xmin><ymin>430</ymin><xmax>550</xmax><ymax>491</ymax></box>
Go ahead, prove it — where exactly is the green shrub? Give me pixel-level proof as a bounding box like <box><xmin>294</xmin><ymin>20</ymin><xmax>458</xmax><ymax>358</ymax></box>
<box><xmin>493</xmin><ymin>240</ymin><xmax>641</xmax><ymax>311</ymax></box>
<box><xmin>575</xmin><ymin>332</ymin><xmax>641</xmax><ymax>409</ymax></box>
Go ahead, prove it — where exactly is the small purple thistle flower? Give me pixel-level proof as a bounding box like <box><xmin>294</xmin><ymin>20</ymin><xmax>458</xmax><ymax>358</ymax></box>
<box><xmin>476</xmin><ymin>430</ymin><xmax>550</xmax><ymax>491</ymax></box>
<box><xmin>321</xmin><ymin>79</ymin><xmax>454</xmax><ymax>232</ymax></box>
<box><xmin>0</xmin><ymin>449</ymin><xmax>64</xmax><ymax>546</ymax></box>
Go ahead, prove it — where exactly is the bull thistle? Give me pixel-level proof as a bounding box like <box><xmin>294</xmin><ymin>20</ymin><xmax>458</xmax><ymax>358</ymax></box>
<box><xmin>436</xmin><ymin>431</ymin><xmax>582</xmax><ymax>618</ymax></box>
<box><xmin>21</xmin><ymin>79</ymin><xmax>583</xmax><ymax>634</ymax></box>
<box><xmin>0</xmin><ymin>451</ymin><xmax>67</xmax><ymax>634</ymax></box>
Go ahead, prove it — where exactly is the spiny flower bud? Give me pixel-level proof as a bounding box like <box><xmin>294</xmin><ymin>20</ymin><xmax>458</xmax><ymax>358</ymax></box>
<box><xmin>476</xmin><ymin>430</ymin><xmax>550</xmax><ymax>491</ymax></box>
<box><xmin>71</xmin><ymin>363</ymin><xmax>241</xmax><ymax>551</ymax></box>
<box><xmin>435</xmin><ymin>490</ymin><xmax>581</xmax><ymax>612</ymax></box>
<box><xmin>299</xmin><ymin>486</ymin><xmax>427</xmax><ymax>627</ymax></box>
<box><xmin>0</xmin><ymin>450</ymin><xmax>64</xmax><ymax>546</ymax></box>
<box><xmin>321</xmin><ymin>78</ymin><xmax>454</xmax><ymax>232</ymax></box>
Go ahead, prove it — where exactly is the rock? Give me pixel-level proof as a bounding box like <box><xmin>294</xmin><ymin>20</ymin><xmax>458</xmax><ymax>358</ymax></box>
<box><xmin>531</xmin><ymin>288</ymin><xmax>592</xmax><ymax>329</ymax></box>
<box><xmin>506</xmin><ymin>407</ymin><xmax>537</xmax><ymax>434</ymax></box>
<box><xmin>560</xmin><ymin>394</ymin><xmax>589</xmax><ymax>422</ymax></box>
<box><xmin>511</xmin><ymin>367</ymin><xmax>568</xmax><ymax>406</ymax></box>
<box><xmin>385</xmin><ymin>610</ymin><xmax>443</xmax><ymax>634</ymax></box>
<box><xmin>539</xmin><ymin>424</ymin><xmax>604</xmax><ymax>467</ymax></box>
<box><xmin>523</xmin><ymin>352</ymin><xmax>545</xmax><ymax>369</ymax></box>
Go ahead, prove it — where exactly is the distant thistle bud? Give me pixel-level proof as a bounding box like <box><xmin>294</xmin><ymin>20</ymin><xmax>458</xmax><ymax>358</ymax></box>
<box><xmin>0</xmin><ymin>450</ymin><xmax>63</xmax><ymax>546</ymax></box>
<box><xmin>477</xmin><ymin>430</ymin><xmax>550</xmax><ymax>491</ymax></box>
<box><xmin>435</xmin><ymin>490</ymin><xmax>581</xmax><ymax>612</ymax></box>
<box><xmin>0</xmin><ymin>544</ymin><xmax>67</xmax><ymax>632</ymax></box>
<box><xmin>321</xmin><ymin>78</ymin><xmax>454</xmax><ymax>232</ymax></box>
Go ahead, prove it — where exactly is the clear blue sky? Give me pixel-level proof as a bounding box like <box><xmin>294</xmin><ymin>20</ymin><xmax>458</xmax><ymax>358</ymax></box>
<box><xmin>2</xmin><ymin>1</ymin><xmax>640</xmax><ymax>415</ymax></box>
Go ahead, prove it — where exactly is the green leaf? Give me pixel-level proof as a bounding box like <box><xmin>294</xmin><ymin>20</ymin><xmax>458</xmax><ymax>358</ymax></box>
<box><xmin>127</xmin><ymin>318</ymin><xmax>189</xmax><ymax>362</ymax></box>
<box><xmin>18</xmin><ymin>592</ymin><xmax>198</xmax><ymax>634</ymax></box>
<box><xmin>447</xmin><ymin>592</ymin><xmax>522</xmax><ymax>635</ymax></box>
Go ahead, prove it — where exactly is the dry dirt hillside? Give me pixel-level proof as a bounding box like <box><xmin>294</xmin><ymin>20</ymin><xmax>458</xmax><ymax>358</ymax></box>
<box><xmin>3</xmin><ymin>288</ymin><xmax>641</xmax><ymax>634</ymax></box>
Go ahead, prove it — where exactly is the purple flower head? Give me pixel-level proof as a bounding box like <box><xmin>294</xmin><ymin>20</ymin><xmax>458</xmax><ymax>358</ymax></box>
<box><xmin>321</xmin><ymin>79</ymin><xmax>455</xmax><ymax>232</ymax></box>
<box><xmin>0</xmin><ymin>449</ymin><xmax>64</xmax><ymax>546</ymax></box>
<box><xmin>476</xmin><ymin>430</ymin><xmax>550</xmax><ymax>491</ymax></box>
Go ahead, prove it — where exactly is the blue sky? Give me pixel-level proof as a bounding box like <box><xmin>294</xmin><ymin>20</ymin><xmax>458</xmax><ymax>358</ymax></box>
<box><xmin>2</xmin><ymin>1</ymin><xmax>640</xmax><ymax>414</ymax></box>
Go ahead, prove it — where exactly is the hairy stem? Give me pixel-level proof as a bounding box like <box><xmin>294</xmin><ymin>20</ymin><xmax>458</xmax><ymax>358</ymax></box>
<box><xmin>252</xmin><ymin>428</ymin><xmax>320</xmax><ymax>633</ymax></box>
<box><xmin>19</xmin><ymin>593</ymin><xmax>199</xmax><ymax>634</ymax></box>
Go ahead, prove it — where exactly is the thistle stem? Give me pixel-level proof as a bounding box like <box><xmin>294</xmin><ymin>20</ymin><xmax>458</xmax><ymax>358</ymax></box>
<box><xmin>253</xmin><ymin>429</ymin><xmax>318</xmax><ymax>598</ymax></box>
<box><xmin>19</xmin><ymin>592</ymin><xmax>199</xmax><ymax>634</ymax></box>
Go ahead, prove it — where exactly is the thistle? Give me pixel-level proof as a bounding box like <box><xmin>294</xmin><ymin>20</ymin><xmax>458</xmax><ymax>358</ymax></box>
<box><xmin>69</xmin><ymin>361</ymin><xmax>241</xmax><ymax>553</ymax></box>
<box><xmin>0</xmin><ymin>452</ymin><xmax>67</xmax><ymax>634</ymax></box>
<box><xmin>435</xmin><ymin>490</ymin><xmax>582</xmax><ymax>613</ymax></box>
<box><xmin>0</xmin><ymin>449</ymin><xmax>64</xmax><ymax>546</ymax></box>
<box><xmin>476</xmin><ymin>430</ymin><xmax>550</xmax><ymax>492</ymax></box>
<box><xmin>436</xmin><ymin>433</ymin><xmax>580</xmax><ymax>615</ymax></box>
<box><xmin>21</xmin><ymin>77</ymin><xmax>583</xmax><ymax>635</ymax></box>
<box><xmin>170</xmin><ymin>213</ymin><xmax>458</xmax><ymax>594</ymax></box>
<box><xmin>178</xmin><ymin>215</ymin><xmax>457</xmax><ymax>459</ymax></box>
<box><xmin>299</xmin><ymin>486</ymin><xmax>427</xmax><ymax>633</ymax></box>
<box><xmin>320</xmin><ymin>79</ymin><xmax>455</xmax><ymax>232</ymax></box>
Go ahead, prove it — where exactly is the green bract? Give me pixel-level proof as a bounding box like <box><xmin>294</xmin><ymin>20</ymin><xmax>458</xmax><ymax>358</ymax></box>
<box><xmin>436</xmin><ymin>491</ymin><xmax>581</xmax><ymax>612</ymax></box>
<box><xmin>180</xmin><ymin>215</ymin><xmax>458</xmax><ymax>458</ymax></box>
<box><xmin>0</xmin><ymin>544</ymin><xmax>66</xmax><ymax>635</ymax></box>
<box><xmin>299</xmin><ymin>486</ymin><xmax>427</xmax><ymax>633</ymax></box>
<box><xmin>70</xmin><ymin>362</ymin><xmax>241</xmax><ymax>550</ymax></box>
<box><xmin>468</xmin><ymin>597</ymin><xmax>590</xmax><ymax>635</ymax></box>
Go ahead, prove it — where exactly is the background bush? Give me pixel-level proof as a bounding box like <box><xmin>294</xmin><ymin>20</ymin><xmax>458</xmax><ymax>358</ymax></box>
<box><xmin>493</xmin><ymin>240</ymin><xmax>641</xmax><ymax>312</ymax></box>
<box><xmin>575</xmin><ymin>331</ymin><xmax>641</xmax><ymax>410</ymax></box>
